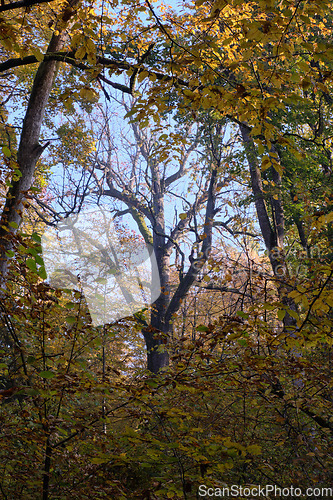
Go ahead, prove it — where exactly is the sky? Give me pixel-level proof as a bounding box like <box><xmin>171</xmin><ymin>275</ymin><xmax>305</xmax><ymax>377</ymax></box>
<box><xmin>4</xmin><ymin>0</ymin><xmax>262</xmax><ymax>302</ymax></box>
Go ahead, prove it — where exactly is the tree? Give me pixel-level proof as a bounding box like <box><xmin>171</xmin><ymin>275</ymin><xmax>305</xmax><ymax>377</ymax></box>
<box><xmin>0</xmin><ymin>0</ymin><xmax>162</xmax><ymax>287</ymax></box>
<box><xmin>0</xmin><ymin>0</ymin><xmax>332</xmax><ymax>497</ymax></box>
<box><xmin>40</xmin><ymin>95</ymin><xmax>240</xmax><ymax>373</ymax></box>
<box><xmin>0</xmin><ymin>0</ymin><xmax>82</xmax><ymax>285</ymax></box>
<box><xmin>115</xmin><ymin>0</ymin><xmax>333</xmax><ymax>339</ymax></box>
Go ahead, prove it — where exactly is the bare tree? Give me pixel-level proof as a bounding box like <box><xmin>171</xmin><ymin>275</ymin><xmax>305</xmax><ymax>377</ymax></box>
<box><xmin>45</xmin><ymin>100</ymin><xmax>237</xmax><ymax>373</ymax></box>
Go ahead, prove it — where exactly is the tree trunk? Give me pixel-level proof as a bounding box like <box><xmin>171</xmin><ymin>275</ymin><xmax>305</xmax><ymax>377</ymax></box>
<box><xmin>239</xmin><ymin>124</ymin><xmax>297</xmax><ymax>331</ymax></box>
<box><xmin>144</xmin><ymin>171</ymin><xmax>171</xmax><ymax>372</ymax></box>
<box><xmin>143</xmin><ymin>168</ymin><xmax>218</xmax><ymax>373</ymax></box>
<box><xmin>146</xmin><ymin>247</ymin><xmax>171</xmax><ymax>373</ymax></box>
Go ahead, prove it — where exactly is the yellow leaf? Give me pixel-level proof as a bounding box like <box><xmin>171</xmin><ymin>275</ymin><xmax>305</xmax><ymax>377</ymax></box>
<box><xmin>31</xmin><ymin>47</ymin><xmax>44</xmax><ymax>62</ymax></box>
<box><xmin>75</xmin><ymin>45</ymin><xmax>86</xmax><ymax>60</ymax></box>
<box><xmin>258</xmin><ymin>143</ymin><xmax>265</xmax><ymax>155</ymax></box>
<box><xmin>287</xmin><ymin>309</ymin><xmax>299</xmax><ymax>320</ymax></box>
<box><xmin>247</xmin><ymin>444</ymin><xmax>262</xmax><ymax>455</ymax></box>
<box><xmin>79</xmin><ymin>88</ymin><xmax>97</xmax><ymax>101</ymax></box>
<box><xmin>91</xmin><ymin>457</ymin><xmax>108</xmax><ymax>464</ymax></box>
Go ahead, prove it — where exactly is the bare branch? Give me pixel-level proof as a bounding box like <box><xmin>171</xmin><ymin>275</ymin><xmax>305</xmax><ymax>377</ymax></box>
<box><xmin>101</xmin><ymin>186</ymin><xmax>153</xmax><ymax>222</ymax></box>
<box><xmin>164</xmin><ymin>167</ymin><xmax>218</xmax><ymax>327</ymax></box>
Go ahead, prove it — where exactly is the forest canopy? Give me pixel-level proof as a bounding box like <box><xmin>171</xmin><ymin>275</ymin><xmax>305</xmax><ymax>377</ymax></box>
<box><xmin>0</xmin><ymin>0</ymin><xmax>332</xmax><ymax>498</ymax></box>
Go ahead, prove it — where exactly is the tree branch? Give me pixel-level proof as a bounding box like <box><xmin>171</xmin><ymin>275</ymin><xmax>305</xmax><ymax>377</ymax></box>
<box><xmin>164</xmin><ymin>168</ymin><xmax>218</xmax><ymax>327</ymax></box>
<box><xmin>102</xmin><ymin>186</ymin><xmax>153</xmax><ymax>222</ymax></box>
<box><xmin>0</xmin><ymin>0</ymin><xmax>57</xmax><ymax>13</ymax></box>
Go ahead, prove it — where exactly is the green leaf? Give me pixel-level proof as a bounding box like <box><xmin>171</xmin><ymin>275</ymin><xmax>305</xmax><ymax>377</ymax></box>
<box><xmin>38</xmin><ymin>266</ymin><xmax>47</xmax><ymax>280</ymax></box>
<box><xmin>91</xmin><ymin>457</ymin><xmax>109</xmax><ymax>464</ymax></box>
<box><xmin>236</xmin><ymin>311</ymin><xmax>249</xmax><ymax>319</ymax></box>
<box><xmin>8</xmin><ymin>221</ymin><xmax>18</xmax><ymax>229</ymax></box>
<box><xmin>24</xmin><ymin>388</ymin><xmax>40</xmax><ymax>395</ymax></box>
<box><xmin>13</xmin><ymin>168</ymin><xmax>22</xmax><ymax>179</ymax></box>
<box><xmin>64</xmin><ymin>302</ymin><xmax>76</xmax><ymax>309</ymax></box>
<box><xmin>277</xmin><ymin>309</ymin><xmax>286</xmax><ymax>321</ymax></box>
<box><xmin>26</xmin><ymin>258</ymin><xmax>37</xmax><ymax>272</ymax></box>
<box><xmin>196</xmin><ymin>324</ymin><xmax>209</xmax><ymax>332</ymax></box>
<box><xmin>5</xmin><ymin>250</ymin><xmax>15</xmax><ymax>258</ymax></box>
<box><xmin>287</xmin><ymin>309</ymin><xmax>299</xmax><ymax>320</ymax></box>
<box><xmin>263</xmin><ymin>303</ymin><xmax>275</xmax><ymax>311</ymax></box>
<box><xmin>2</xmin><ymin>146</ymin><xmax>11</xmax><ymax>157</ymax></box>
<box><xmin>39</xmin><ymin>371</ymin><xmax>55</xmax><ymax>379</ymax></box>
<box><xmin>31</xmin><ymin>46</ymin><xmax>44</xmax><ymax>62</ymax></box>
<box><xmin>35</xmin><ymin>255</ymin><xmax>44</xmax><ymax>266</ymax></box>
<box><xmin>66</xmin><ymin>316</ymin><xmax>77</xmax><ymax>324</ymax></box>
<box><xmin>32</xmin><ymin>233</ymin><xmax>41</xmax><ymax>243</ymax></box>
<box><xmin>146</xmin><ymin>379</ymin><xmax>158</xmax><ymax>388</ymax></box>
<box><xmin>95</xmin><ymin>277</ymin><xmax>108</xmax><ymax>284</ymax></box>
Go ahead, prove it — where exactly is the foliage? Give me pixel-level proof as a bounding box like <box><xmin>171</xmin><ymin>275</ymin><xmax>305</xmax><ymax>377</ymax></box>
<box><xmin>0</xmin><ymin>254</ymin><xmax>332</xmax><ymax>498</ymax></box>
<box><xmin>0</xmin><ymin>0</ymin><xmax>332</xmax><ymax>498</ymax></box>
